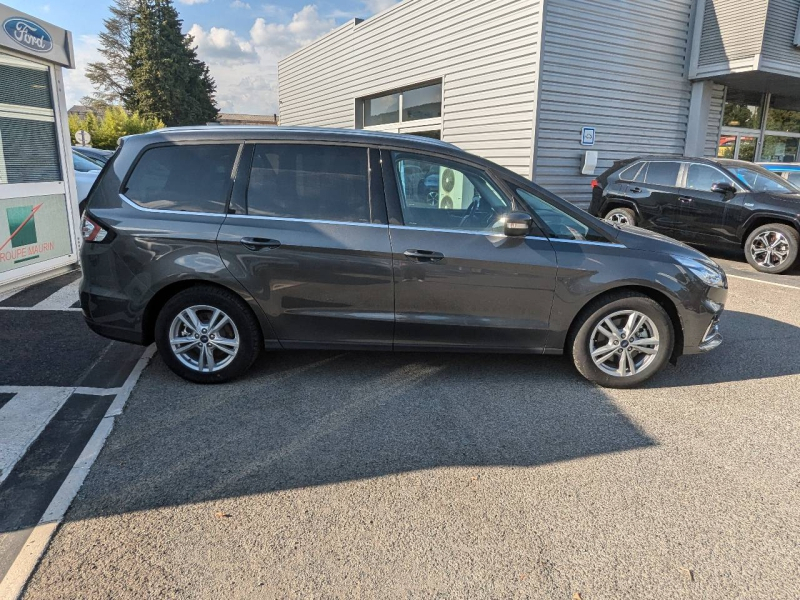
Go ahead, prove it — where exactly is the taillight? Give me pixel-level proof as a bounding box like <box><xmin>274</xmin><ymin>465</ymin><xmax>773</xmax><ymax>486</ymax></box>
<box><xmin>81</xmin><ymin>216</ymin><xmax>108</xmax><ymax>242</ymax></box>
<box><xmin>591</xmin><ymin>179</ymin><xmax>601</xmax><ymax>189</ymax></box>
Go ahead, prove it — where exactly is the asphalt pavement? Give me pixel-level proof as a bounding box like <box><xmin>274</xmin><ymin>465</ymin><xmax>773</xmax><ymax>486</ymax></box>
<box><xmin>18</xmin><ymin>267</ymin><xmax>800</xmax><ymax>599</ymax></box>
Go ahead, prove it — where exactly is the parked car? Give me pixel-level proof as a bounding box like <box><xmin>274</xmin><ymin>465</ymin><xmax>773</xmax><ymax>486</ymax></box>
<box><xmin>80</xmin><ymin>128</ymin><xmax>726</xmax><ymax>388</ymax></box>
<box><xmin>73</xmin><ymin>146</ymin><xmax>114</xmax><ymax>165</ymax></box>
<box><xmin>759</xmin><ymin>162</ymin><xmax>800</xmax><ymax>187</ymax></box>
<box><xmin>590</xmin><ymin>156</ymin><xmax>800</xmax><ymax>274</ymax></box>
<box><xmin>72</xmin><ymin>150</ymin><xmax>102</xmax><ymax>214</ymax></box>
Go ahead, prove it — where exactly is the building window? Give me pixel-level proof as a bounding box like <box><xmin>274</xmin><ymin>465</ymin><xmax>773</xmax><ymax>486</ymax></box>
<box><xmin>361</xmin><ymin>81</ymin><xmax>442</xmax><ymax>129</ymax></box>
<box><xmin>722</xmin><ymin>89</ymin><xmax>763</xmax><ymax>129</ymax></box>
<box><xmin>718</xmin><ymin>88</ymin><xmax>800</xmax><ymax>163</ymax></box>
<box><xmin>364</xmin><ymin>93</ymin><xmax>400</xmax><ymax>127</ymax></box>
<box><xmin>0</xmin><ymin>54</ymin><xmax>61</xmax><ymax>185</ymax></box>
<box><xmin>402</xmin><ymin>83</ymin><xmax>442</xmax><ymax>122</ymax></box>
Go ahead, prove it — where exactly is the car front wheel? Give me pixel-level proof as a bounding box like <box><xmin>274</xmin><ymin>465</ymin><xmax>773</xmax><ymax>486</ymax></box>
<box><xmin>154</xmin><ymin>285</ymin><xmax>262</xmax><ymax>383</ymax></box>
<box><xmin>570</xmin><ymin>292</ymin><xmax>674</xmax><ymax>388</ymax></box>
<box><xmin>744</xmin><ymin>223</ymin><xmax>799</xmax><ymax>274</ymax></box>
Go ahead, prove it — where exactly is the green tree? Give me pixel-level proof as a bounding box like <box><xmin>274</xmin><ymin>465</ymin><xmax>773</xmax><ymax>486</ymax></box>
<box><xmin>127</xmin><ymin>0</ymin><xmax>219</xmax><ymax>126</ymax></box>
<box><xmin>69</xmin><ymin>106</ymin><xmax>164</xmax><ymax>149</ymax></box>
<box><xmin>85</xmin><ymin>0</ymin><xmax>137</xmax><ymax>109</ymax></box>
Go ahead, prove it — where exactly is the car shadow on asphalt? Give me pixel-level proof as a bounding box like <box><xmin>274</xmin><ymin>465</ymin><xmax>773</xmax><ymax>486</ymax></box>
<box><xmin>646</xmin><ymin>310</ymin><xmax>800</xmax><ymax>388</ymax></box>
<box><xmin>41</xmin><ymin>350</ymin><xmax>657</xmax><ymax>527</ymax></box>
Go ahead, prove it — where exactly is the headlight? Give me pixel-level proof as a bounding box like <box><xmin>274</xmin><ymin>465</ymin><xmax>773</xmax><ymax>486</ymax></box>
<box><xmin>671</xmin><ymin>254</ymin><xmax>727</xmax><ymax>288</ymax></box>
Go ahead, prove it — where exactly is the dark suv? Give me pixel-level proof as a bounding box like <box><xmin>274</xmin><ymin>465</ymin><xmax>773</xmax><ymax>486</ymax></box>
<box><xmin>590</xmin><ymin>156</ymin><xmax>800</xmax><ymax>274</ymax></box>
<box><xmin>80</xmin><ymin>128</ymin><xmax>727</xmax><ymax>388</ymax></box>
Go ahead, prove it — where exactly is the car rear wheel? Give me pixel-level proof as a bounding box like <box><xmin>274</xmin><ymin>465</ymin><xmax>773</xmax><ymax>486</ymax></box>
<box><xmin>154</xmin><ymin>286</ymin><xmax>262</xmax><ymax>383</ymax></box>
<box><xmin>570</xmin><ymin>292</ymin><xmax>674</xmax><ymax>389</ymax></box>
<box><xmin>604</xmin><ymin>207</ymin><xmax>636</xmax><ymax>227</ymax></box>
<box><xmin>744</xmin><ymin>223</ymin><xmax>799</xmax><ymax>274</ymax></box>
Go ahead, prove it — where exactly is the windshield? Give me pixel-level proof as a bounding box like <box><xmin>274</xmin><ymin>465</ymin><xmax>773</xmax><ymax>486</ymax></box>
<box><xmin>728</xmin><ymin>164</ymin><xmax>800</xmax><ymax>194</ymax></box>
<box><xmin>73</xmin><ymin>152</ymin><xmax>102</xmax><ymax>172</ymax></box>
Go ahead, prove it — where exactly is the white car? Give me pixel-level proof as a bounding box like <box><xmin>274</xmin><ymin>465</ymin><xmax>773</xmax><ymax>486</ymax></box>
<box><xmin>73</xmin><ymin>150</ymin><xmax>102</xmax><ymax>213</ymax></box>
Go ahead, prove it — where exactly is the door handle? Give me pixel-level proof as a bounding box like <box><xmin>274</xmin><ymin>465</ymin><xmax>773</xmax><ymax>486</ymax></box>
<box><xmin>241</xmin><ymin>237</ymin><xmax>281</xmax><ymax>251</ymax></box>
<box><xmin>404</xmin><ymin>249</ymin><xmax>445</xmax><ymax>262</ymax></box>
<box><xmin>629</xmin><ymin>187</ymin><xmax>642</xmax><ymax>193</ymax></box>
<box><xmin>679</xmin><ymin>196</ymin><xmax>694</xmax><ymax>203</ymax></box>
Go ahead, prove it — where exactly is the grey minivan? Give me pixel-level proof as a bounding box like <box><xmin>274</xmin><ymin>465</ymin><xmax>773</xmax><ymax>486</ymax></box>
<box><xmin>80</xmin><ymin>127</ymin><xmax>727</xmax><ymax>388</ymax></box>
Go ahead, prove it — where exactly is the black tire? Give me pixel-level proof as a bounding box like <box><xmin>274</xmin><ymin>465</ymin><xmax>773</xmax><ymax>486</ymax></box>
<box><xmin>154</xmin><ymin>285</ymin><xmax>262</xmax><ymax>383</ymax></box>
<box><xmin>569</xmin><ymin>292</ymin><xmax>674</xmax><ymax>389</ymax></box>
<box><xmin>604</xmin><ymin>207</ymin><xmax>637</xmax><ymax>227</ymax></box>
<box><xmin>744</xmin><ymin>223</ymin><xmax>799</xmax><ymax>274</ymax></box>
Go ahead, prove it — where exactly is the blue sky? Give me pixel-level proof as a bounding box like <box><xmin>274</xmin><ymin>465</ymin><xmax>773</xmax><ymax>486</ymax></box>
<box><xmin>8</xmin><ymin>0</ymin><xmax>401</xmax><ymax>113</ymax></box>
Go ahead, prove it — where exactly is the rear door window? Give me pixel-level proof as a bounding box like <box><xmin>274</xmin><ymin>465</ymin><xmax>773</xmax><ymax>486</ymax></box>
<box><xmin>644</xmin><ymin>161</ymin><xmax>681</xmax><ymax>187</ymax></box>
<box><xmin>124</xmin><ymin>144</ymin><xmax>239</xmax><ymax>213</ymax></box>
<box><xmin>246</xmin><ymin>144</ymin><xmax>370</xmax><ymax>223</ymax></box>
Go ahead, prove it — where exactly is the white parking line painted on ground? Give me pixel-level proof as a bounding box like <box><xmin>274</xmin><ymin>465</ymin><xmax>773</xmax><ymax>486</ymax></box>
<box><xmin>0</xmin><ymin>345</ymin><xmax>156</xmax><ymax>600</ymax></box>
<box><xmin>0</xmin><ymin>389</ymin><xmax>74</xmax><ymax>487</ymax></box>
<box><xmin>32</xmin><ymin>280</ymin><xmax>81</xmax><ymax>311</ymax></box>
<box><xmin>0</xmin><ymin>307</ymin><xmax>81</xmax><ymax>312</ymax></box>
<box><xmin>727</xmin><ymin>274</ymin><xmax>800</xmax><ymax>290</ymax></box>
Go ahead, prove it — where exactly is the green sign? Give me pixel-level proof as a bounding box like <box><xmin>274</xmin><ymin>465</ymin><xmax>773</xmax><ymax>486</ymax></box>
<box><xmin>0</xmin><ymin>194</ymin><xmax>73</xmax><ymax>272</ymax></box>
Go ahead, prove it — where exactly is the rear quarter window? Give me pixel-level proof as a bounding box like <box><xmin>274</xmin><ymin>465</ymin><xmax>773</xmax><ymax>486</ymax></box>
<box><xmin>124</xmin><ymin>144</ymin><xmax>239</xmax><ymax>213</ymax></box>
<box><xmin>618</xmin><ymin>162</ymin><xmax>644</xmax><ymax>182</ymax></box>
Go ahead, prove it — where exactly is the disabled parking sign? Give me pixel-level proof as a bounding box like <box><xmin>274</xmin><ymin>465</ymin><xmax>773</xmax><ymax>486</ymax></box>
<box><xmin>581</xmin><ymin>127</ymin><xmax>596</xmax><ymax>146</ymax></box>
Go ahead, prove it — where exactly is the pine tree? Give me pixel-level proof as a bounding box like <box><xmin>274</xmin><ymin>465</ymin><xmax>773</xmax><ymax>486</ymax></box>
<box><xmin>128</xmin><ymin>0</ymin><xmax>219</xmax><ymax>126</ymax></box>
<box><xmin>85</xmin><ymin>0</ymin><xmax>137</xmax><ymax>108</ymax></box>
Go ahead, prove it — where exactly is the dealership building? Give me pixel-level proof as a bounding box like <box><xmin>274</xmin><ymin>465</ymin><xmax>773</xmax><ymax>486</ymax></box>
<box><xmin>279</xmin><ymin>0</ymin><xmax>800</xmax><ymax>206</ymax></box>
<box><xmin>0</xmin><ymin>4</ymin><xmax>78</xmax><ymax>291</ymax></box>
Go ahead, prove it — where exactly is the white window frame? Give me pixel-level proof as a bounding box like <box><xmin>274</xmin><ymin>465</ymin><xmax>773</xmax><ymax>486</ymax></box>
<box><xmin>361</xmin><ymin>80</ymin><xmax>443</xmax><ymax>136</ymax></box>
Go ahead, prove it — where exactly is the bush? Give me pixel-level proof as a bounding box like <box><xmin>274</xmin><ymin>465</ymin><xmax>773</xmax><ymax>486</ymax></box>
<box><xmin>69</xmin><ymin>106</ymin><xmax>164</xmax><ymax>150</ymax></box>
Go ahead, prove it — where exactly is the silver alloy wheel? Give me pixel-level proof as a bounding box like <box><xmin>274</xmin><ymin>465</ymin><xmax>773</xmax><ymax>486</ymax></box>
<box><xmin>750</xmin><ymin>230</ymin><xmax>790</xmax><ymax>269</ymax></box>
<box><xmin>605</xmin><ymin>211</ymin><xmax>632</xmax><ymax>226</ymax></box>
<box><xmin>168</xmin><ymin>305</ymin><xmax>240</xmax><ymax>373</ymax></box>
<box><xmin>589</xmin><ymin>310</ymin><xmax>660</xmax><ymax>378</ymax></box>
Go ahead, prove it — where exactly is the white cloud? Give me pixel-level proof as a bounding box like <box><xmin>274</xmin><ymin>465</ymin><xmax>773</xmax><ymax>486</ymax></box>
<box><xmin>250</xmin><ymin>5</ymin><xmax>335</xmax><ymax>57</ymax></box>
<box><xmin>362</xmin><ymin>0</ymin><xmax>401</xmax><ymax>14</ymax></box>
<box><xmin>40</xmin><ymin>4</ymin><xmax>51</xmax><ymax>13</ymax></box>
<box><xmin>62</xmin><ymin>34</ymin><xmax>102</xmax><ymax>108</ymax></box>
<box><xmin>178</xmin><ymin>0</ymin><xmax>209</xmax><ymax>5</ymax></box>
<box><xmin>189</xmin><ymin>24</ymin><xmax>257</xmax><ymax>63</ymax></box>
<box><xmin>230</xmin><ymin>0</ymin><xmax>250</xmax><ymax>8</ymax></box>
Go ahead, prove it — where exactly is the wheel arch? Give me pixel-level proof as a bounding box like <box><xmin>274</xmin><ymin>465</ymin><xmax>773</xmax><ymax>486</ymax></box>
<box><xmin>142</xmin><ymin>279</ymin><xmax>271</xmax><ymax>346</ymax></box>
<box><xmin>601</xmin><ymin>198</ymin><xmax>640</xmax><ymax>219</ymax></box>
<box><xmin>565</xmin><ymin>285</ymin><xmax>684</xmax><ymax>362</ymax></box>
<box><xmin>739</xmin><ymin>214</ymin><xmax>800</xmax><ymax>247</ymax></box>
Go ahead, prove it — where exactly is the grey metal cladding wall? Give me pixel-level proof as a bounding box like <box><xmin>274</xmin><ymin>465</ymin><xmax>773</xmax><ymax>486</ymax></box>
<box><xmin>705</xmin><ymin>83</ymin><xmax>726</xmax><ymax>157</ymax></box>
<box><xmin>698</xmin><ymin>0</ymin><xmax>769</xmax><ymax>67</ymax></box>
<box><xmin>533</xmin><ymin>0</ymin><xmax>694</xmax><ymax>206</ymax></box>
<box><xmin>761</xmin><ymin>0</ymin><xmax>800</xmax><ymax>73</ymax></box>
<box><xmin>278</xmin><ymin>0</ymin><xmax>542</xmax><ymax>177</ymax></box>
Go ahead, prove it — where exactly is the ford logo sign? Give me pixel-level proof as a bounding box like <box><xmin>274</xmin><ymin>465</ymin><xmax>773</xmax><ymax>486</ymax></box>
<box><xmin>3</xmin><ymin>18</ymin><xmax>53</xmax><ymax>53</ymax></box>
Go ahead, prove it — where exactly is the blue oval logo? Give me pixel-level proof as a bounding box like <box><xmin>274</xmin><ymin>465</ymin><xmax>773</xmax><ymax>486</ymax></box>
<box><xmin>3</xmin><ymin>18</ymin><xmax>53</xmax><ymax>53</ymax></box>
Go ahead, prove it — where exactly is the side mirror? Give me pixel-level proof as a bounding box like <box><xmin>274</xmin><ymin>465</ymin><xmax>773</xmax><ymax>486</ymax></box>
<box><xmin>504</xmin><ymin>212</ymin><xmax>532</xmax><ymax>237</ymax></box>
<box><xmin>711</xmin><ymin>182</ymin><xmax>736</xmax><ymax>199</ymax></box>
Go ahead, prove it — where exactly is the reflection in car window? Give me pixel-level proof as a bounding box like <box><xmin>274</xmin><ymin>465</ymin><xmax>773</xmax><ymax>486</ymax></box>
<box><xmin>393</xmin><ymin>153</ymin><xmax>510</xmax><ymax>232</ymax></box>
<box><xmin>787</xmin><ymin>172</ymin><xmax>800</xmax><ymax>185</ymax></box>
<box><xmin>516</xmin><ymin>189</ymin><xmax>606</xmax><ymax>242</ymax></box>
<box><xmin>644</xmin><ymin>161</ymin><xmax>681</xmax><ymax>187</ymax></box>
<box><xmin>685</xmin><ymin>164</ymin><xmax>732</xmax><ymax>192</ymax></box>
<box><xmin>73</xmin><ymin>152</ymin><xmax>102</xmax><ymax>173</ymax></box>
<box><xmin>247</xmin><ymin>144</ymin><xmax>370</xmax><ymax>223</ymax></box>
<box><xmin>618</xmin><ymin>162</ymin><xmax>643</xmax><ymax>182</ymax></box>
<box><xmin>125</xmin><ymin>144</ymin><xmax>239</xmax><ymax>213</ymax></box>
<box><xmin>729</xmin><ymin>165</ymin><xmax>800</xmax><ymax>194</ymax></box>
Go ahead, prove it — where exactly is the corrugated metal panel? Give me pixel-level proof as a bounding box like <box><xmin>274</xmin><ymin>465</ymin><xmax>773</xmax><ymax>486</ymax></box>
<box><xmin>698</xmin><ymin>0</ymin><xmax>769</xmax><ymax>67</ymax></box>
<box><xmin>533</xmin><ymin>0</ymin><xmax>694</xmax><ymax>206</ymax></box>
<box><xmin>705</xmin><ymin>83</ymin><xmax>726</xmax><ymax>157</ymax></box>
<box><xmin>761</xmin><ymin>0</ymin><xmax>800</xmax><ymax>72</ymax></box>
<box><xmin>279</xmin><ymin>0</ymin><xmax>541</xmax><ymax>177</ymax></box>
